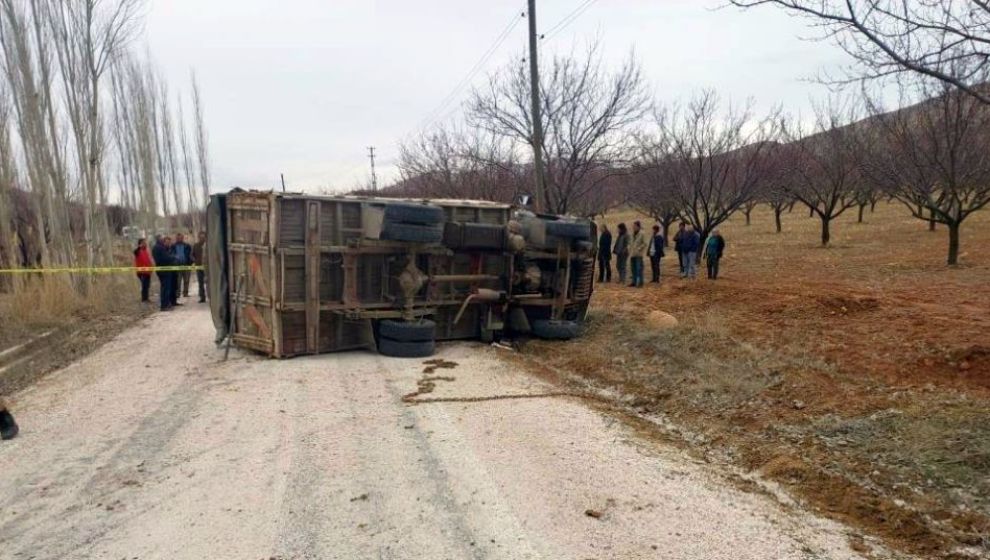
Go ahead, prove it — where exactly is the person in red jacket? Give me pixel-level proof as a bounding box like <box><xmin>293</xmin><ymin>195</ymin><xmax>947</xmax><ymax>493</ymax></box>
<box><xmin>134</xmin><ymin>238</ymin><xmax>154</xmax><ymax>303</ymax></box>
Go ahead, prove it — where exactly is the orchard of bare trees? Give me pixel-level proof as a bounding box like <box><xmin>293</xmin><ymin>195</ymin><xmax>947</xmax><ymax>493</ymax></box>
<box><xmin>0</xmin><ymin>0</ymin><xmax>211</xmax><ymax>285</ymax></box>
<box><xmin>394</xmin><ymin>24</ymin><xmax>990</xmax><ymax>267</ymax></box>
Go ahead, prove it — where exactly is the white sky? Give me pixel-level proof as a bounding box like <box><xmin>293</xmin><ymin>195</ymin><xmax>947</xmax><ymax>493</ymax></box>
<box><xmin>144</xmin><ymin>0</ymin><xmax>849</xmax><ymax>193</ymax></box>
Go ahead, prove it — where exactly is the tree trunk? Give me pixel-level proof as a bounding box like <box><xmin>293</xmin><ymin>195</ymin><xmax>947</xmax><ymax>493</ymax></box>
<box><xmin>774</xmin><ymin>207</ymin><xmax>782</xmax><ymax>233</ymax></box>
<box><xmin>809</xmin><ymin>205</ymin><xmax>815</xmax><ymax>218</ymax></box>
<box><xmin>947</xmin><ymin>222</ymin><xmax>960</xmax><ymax>265</ymax></box>
<box><xmin>928</xmin><ymin>208</ymin><xmax>936</xmax><ymax>231</ymax></box>
<box><xmin>661</xmin><ymin>220</ymin><xmax>671</xmax><ymax>246</ymax></box>
<box><xmin>820</xmin><ymin>216</ymin><xmax>830</xmax><ymax>246</ymax></box>
<box><xmin>857</xmin><ymin>203</ymin><xmax>865</xmax><ymax>223</ymax></box>
<box><xmin>744</xmin><ymin>208</ymin><xmax>752</xmax><ymax>226</ymax></box>
<box><xmin>870</xmin><ymin>199</ymin><xmax>877</xmax><ymax>213</ymax></box>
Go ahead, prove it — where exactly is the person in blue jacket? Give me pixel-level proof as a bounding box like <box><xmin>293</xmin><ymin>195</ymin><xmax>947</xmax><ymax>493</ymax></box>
<box><xmin>152</xmin><ymin>236</ymin><xmax>176</xmax><ymax>311</ymax></box>
<box><xmin>680</xmin><ymin>224</ymin><xmax>701</xmax><ymax>279</ymax></box>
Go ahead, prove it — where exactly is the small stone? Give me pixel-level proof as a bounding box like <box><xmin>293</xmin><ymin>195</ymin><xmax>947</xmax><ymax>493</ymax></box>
<box><xmin>585</xmin><ymin>509</ymin><xmax>603</xmax><ymax>519</ymax></box>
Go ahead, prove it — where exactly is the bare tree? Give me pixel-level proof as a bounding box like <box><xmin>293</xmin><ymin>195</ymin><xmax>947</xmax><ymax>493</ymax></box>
<box><xmin>629</xmin><ymin>136</ymin><xmax>681</xmax><ymax>243</ymax></box>
<box><xmin>176</xmin><ymin>94</ymin><xmax>199</xmax><ymax>230</ymax></box>
<box><xmin>0</xmin><ymin>0</ymin><xmax>69</xmax><ymax>266</ymax></box>
<box><xmin>730</xmin><ymin>1</ymin><xmax>990</xmax><ymax>105</ymax></box>
<box><xmin>397</xmin><ymin>122</ymin><xmax>522</xmax><ymax>201</ymax></box>
<box><xmin>862</xmin><ymin>80</ymin><xmax>990</xmax><ymax>265</ymax></box>
<box><xmin>49</xmin><ymin>0</ymin><xmax>144</xmax><ymax>266</ymax></box>
<box><xmin>762</xmin><ymin>148</ymin><xmax>795</xmax><ymax>234</ymax></box>
<box><xmin>191</xmin><ymin>71</ymin><xmax>210</xmax><ymax>207</ymax></box>
<box><xmin>779</xmin><ymin>101</ymin><xmax>864</xmax><ymax>246</ymax></box>
<box><xmin>468</xmin><ymin>43</ymin><xmax>650</xmax><ymax>214</ymax></box>
<box><xmin>651</xmin><ymin>92</ymin><xmax>780</xmax><ymax>255</ymax></box>
<box><xmin>0</xmin><ymin>85</ymin><xmax>19</xmax><ymax>285</ymax></box>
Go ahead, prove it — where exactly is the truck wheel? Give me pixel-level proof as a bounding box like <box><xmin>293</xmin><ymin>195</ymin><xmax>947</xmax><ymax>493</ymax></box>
<box><xmin>0</xmin><ymin>409</ymin><xmax>18</xmax><ymax>441</ymax></box>
<box><xmin>531</xmin><ymin>319</ymin><xmax>581</xmax><ymax>340</ymax></box>
<box><xmin>382</xmin><ymin>222</ymin><xmax>444</xmax><ymax>244</ymax></box>
<box><xmin>379</xmin><ymin>319</ymin><xmax>436</xmax><ymax>342</ymax></box>
<box><xmin>383</xmin><ymin>203</ymin><xmax>445</xmax><ymax>225</ymax></box>
<box><xmin>378</xmin><ymin>337</ymin><xmax>436</xmax><ymax>358</ymax></box>
<box><xmin>545</xmin><ymin>220</ymin><xmax>591</xmax><ymax>240</ymax></box>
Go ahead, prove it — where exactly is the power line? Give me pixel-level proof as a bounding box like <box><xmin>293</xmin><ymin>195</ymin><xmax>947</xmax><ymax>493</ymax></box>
<box><xmin>541</xmin><ymin>0</ymin><xmax>599</xmax><ymax>42</ymax></box>
<box><xmin>401</xmin><ymin>8</ymin><xmax>526</xmax><ymax>141</ymax></box>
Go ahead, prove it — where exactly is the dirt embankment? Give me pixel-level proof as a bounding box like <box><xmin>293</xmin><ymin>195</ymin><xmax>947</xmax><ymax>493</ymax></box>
<box><xmin>0</xmin><ymin>275</ymin><xmax>157</xmax><ymax>396</ymax></box>
<box><xmin>519</xmin><ymin>203</ymin><xmax>990</xmax><ymax>559</ymax></box>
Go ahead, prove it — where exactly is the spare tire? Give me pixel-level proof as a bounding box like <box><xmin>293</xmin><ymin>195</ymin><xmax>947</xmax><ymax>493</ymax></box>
<box><xmin>381</xmin><ymin>222</ymin><xmax>444</xmax><ymax>244</ymax></box>
<box><xmin>545</xmin><ymin>220</ymin><xmax>591</xmax><ymax>240</ymax></box>
<box><xmin>379</xmin><ymin>319</ymin><xmax>436</xmax><ymax>342</ymax></box>
<box><xmin>383</xmin><ymin>203</ymin><xmax>445</xmax><ymax>225</ymax></box>
<box><xmin>378</xmin><ymin>337</ymin><xmax>436</xmax><ymax>358</ymax></box>
<box><xmin>531</xmin><ymin>319</ymin><xmax>581</xmax><ymax>340</ymax></box>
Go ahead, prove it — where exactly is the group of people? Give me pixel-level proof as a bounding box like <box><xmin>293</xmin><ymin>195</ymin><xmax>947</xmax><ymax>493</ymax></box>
<box><xmin>133</xmin><ymin>232</ymin><xmax>207</xmax><ymax>311</ymax></box>
<box><xmin>597</xmin><ymin>221</ymin><xmax>726</xmax><ymax>286</ymax></box>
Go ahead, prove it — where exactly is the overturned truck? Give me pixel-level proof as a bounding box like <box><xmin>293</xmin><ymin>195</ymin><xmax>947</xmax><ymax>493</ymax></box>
<box><xmin>207</xmin><ymin>190</ymin><xmax>596</xmax><ymax>358</ymax></box>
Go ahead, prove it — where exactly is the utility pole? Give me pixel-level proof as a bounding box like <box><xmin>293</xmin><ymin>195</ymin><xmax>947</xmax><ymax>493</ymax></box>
<box><xmin>367</xmin><ymin>146</ymin><xmax>378</xmax><ymax>192</ymax></box>
<box><xmin>280</xmin><ymin>173</ymin><xmax>286</xmax><ymax>193</ymax></box>
<box><xmin>527</xmin><ymin>0</ymin><xmax>546</xmax><ymax>213</ymax></box>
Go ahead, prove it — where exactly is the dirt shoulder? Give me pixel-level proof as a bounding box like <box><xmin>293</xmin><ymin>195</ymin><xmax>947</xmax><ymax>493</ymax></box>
<box><xmin>0</xmin><ymin>276</ymin><xmax>157</xmax><ymax>396</ymax></box>
<box><xmin>515</xmin><ymin>203</ymin><xmax>990</xmax><ymax>559</ymax></box>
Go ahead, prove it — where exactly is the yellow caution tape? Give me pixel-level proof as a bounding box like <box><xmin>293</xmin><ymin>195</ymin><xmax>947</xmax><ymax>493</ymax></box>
<box><xmin>0</xmin><ymin>265</ymin><xmax>204</xmax><ymax>274</ymax></box>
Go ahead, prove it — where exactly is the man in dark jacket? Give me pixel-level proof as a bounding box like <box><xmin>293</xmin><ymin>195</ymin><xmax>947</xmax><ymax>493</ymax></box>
<box><xmin>672</xmin><ymin>222</ymin><xmax>687</xmax><ymax>275</ymax></box>
<box><xmin>173</xmin><ymin>233</ymin><xmax>193</xmax><ymax>298</ymax></box>
<box><xmin>152</xmin><ymin>236</ymin><xmax>176</xmax><ymax>311</ymax></box>
<box><xmin>648</xmin><ymin>224</ymin><xmax>665</xmax><ymax>283</ymax></box>
<box><xmin>597</xmin><ymin>224</ymin><xmax>612</xmax><ymax>283</ymax></box>
<box><xmin>681</xmin><ymin>224</ymin><xmax>701</xmax><ymax>279</ymax></box>
<box><xmin>192</xmin><ymin>231</ymin><xmax>207</xmax><ymax>303</ymax></box>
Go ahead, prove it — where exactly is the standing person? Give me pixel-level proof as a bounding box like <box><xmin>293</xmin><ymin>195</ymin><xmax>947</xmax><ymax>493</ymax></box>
<box><xmin>0</xmin><ymin>398</ymin><xmax>17</xmax><ymax>440</ymax></box>
<box><xmin>167</xmin><ymin>237</ymin><xmax>181</xmax><ymax>307</ymax></box>
<box><xmin>133</xmin><ymin>238</ymin><xmax>153</xmax><ymax>303</ymax></box>
<box><xmin>704</xmin><ymin>230</ymin><xmax>726</xmax><ymax>280</ymax></box>
<box><xmin>613</xmin><ymin>223</ymin><xmax>630</xmax><ymax>284</ymax></box>
<box><xmin>152</xmin><ymin>236</ymin><xmax>175</xmax><ymax>311</ymax></box>
<box><xmin>648</xmin><ymin>224</ymin><xmax>665</xmax><ymax>283</ymax></box>
<box><xmin>192</xmin><ymin>231</ymin><xmax>208</xmax><ymax>303</ymax></box>
<box><xmin>628</xmin><ymin>221</ymin><xmax>648</xmax><ymax>287</ymax></box>
<box><xmin>597</xmin><ymin>224</ymin><xmax>612</xmax><ymax>283</ymax></box>
<box><xmin>173</xmin><ymin>233</ymin><xmax>193</xmax><ymax>298</ymax></box>
<box><xmin>682</xmin><ymin>224</ymin><xmax>701</xmax><ymax>279</ymax></box>
<box><xmin>673</xmin><ymin>222</ymin><xmax>687</xmax><ymax>276</ymax></box>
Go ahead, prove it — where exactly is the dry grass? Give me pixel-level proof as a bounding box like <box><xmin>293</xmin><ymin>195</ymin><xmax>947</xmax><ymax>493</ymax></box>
<box><xmin>0</xmin><ymin>276</ymin><xmax>137</xmax><ymax>340</ymax></box>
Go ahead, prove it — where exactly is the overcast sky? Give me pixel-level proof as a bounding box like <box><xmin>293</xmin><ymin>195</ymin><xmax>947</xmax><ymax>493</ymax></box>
<box><xmin>144</xmin><ymin>0</ymin><xmax>848</xmax><ymax>194</ymax></box>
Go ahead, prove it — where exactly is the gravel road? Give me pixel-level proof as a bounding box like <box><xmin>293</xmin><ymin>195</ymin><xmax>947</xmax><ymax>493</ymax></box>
<box><xmin>0</xmin><ymin>304</ymin><xmax>878</xmax><ymax>559</ymax></box>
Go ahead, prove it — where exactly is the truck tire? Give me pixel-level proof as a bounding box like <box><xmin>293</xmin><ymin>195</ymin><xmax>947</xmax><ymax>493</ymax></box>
<box><xmin>545</xmin><ymin>220</ymin><xmax>591</xmax><ymax>240</ymax></box>
<box><xmin>531</xmin><ymin>319</ymin><xmax>581</xmax><ymax>340</ymax></box>
<box><xmin>0</xmin><ymin>409</ymin><xmax>18</xmax><ymax>441</ymax></box>
<box><xmin>383</xmin><ymin>203</ymin><xmax>445</xmax><ymax>225</ymax></box>
<box><xmin>379</xmin><ymin>319</ymin><xmax>436</xmax><ymax>342</ymax></box>
<box><xmin>378</xmin><ymin>337</ymin><xmax>436</xmax><ymax>358</ymax></box>
<box><xmin>382</xmin><ymin>222</ymin><xmax>444</xmax><ymax>244</ymax></box>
